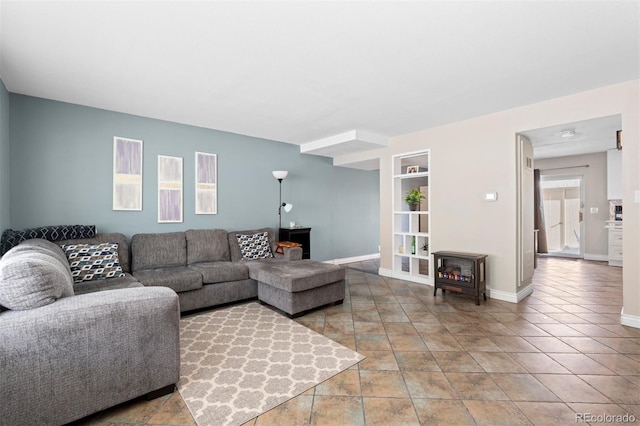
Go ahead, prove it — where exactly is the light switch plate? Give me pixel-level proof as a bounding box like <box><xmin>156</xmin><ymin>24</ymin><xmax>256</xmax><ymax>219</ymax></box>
<box><xmin>590</xmin><ymin>207</ymin><xmax>598</xmax><ymax>214</ymax></box>
<box><xmin>485</xmin><ymin>192</ymin><xmax>498</xmax><ymax>202</ymax></box>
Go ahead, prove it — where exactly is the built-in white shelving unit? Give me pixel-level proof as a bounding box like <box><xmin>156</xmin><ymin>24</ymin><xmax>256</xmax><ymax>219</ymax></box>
<box><xmin>392</xmin><ymin>150</ymin><xmax>431</xmax><ymax>285</ymax></box>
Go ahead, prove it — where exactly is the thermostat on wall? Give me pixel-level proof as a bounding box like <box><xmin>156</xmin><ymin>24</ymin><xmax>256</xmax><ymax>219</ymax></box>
<box><xmin>485</xmin><ymin>192</ymin><xmax>498</xmax><ymax>202</ymax></box>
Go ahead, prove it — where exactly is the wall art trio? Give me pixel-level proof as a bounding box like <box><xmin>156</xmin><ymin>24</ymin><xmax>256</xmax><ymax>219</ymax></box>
<box><xmin>112</xmin><ymin>137</ymin><xmax>217</xmax><ymax>222</ymax></box>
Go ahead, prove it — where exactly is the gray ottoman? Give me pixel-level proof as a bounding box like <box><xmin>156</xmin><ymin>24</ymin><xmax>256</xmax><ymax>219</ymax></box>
<box><xmin>248</xmin><ymin>260</ymin><xmax>346</xmax><ymax>317</ymax></box>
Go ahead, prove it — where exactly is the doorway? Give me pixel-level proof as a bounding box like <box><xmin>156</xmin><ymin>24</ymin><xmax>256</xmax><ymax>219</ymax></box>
<box><xmin>520</xmin><ymin>114</ymin><xmax>621</xmax><ymax>266</ymax></box>
<box><xmin>540</xmin><ymin>176</ymin><xmax>584</xmax><ymax>258</ymax></box>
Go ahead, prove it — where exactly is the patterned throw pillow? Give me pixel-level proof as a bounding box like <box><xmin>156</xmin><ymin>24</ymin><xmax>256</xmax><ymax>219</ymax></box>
<box><xmin>236</xmin><ymin>232</ymin><xmax>273</xmax><ymax>260</ymax></box>
<box><xmin>61</xmin><ymin>243</ymin><xmax>125</xmax><ymax>283</ymax></box>
<box><xmin>0</xmin><ymin>224</ymin><xmax>96</xmax><ymax>255</ymax></box>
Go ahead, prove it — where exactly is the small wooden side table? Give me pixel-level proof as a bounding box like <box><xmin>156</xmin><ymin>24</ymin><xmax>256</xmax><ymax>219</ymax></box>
<box><xmin>275</xmin><ymin>241</ymin><xmax>302</xmax><ymax>255</ymax></box>
<box><xmin>279</xmin><ymin>227</ymin><xmax>311</xmax><ymax>259</ymax></box>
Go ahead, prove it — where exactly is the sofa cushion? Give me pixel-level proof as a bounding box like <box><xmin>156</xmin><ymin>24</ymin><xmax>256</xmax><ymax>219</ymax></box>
<box><xmin>247</xmin><ymin>260</ymin><xmax>345</xmax><ymax>293</ymax></box>
<box><xmin>131</xmin><ymin>232</ymin><xmax>187</xmax><ymax>271</ymax></box>
<box><xmin>0</xmin><ymin>286</ymin><xmax>180</xmax><ymax>426</ymax></box>
<box><xmin>72</xmin><ymin>273</ymin><xmax>143</xmax><ymax>295</ymax></box>
<box><xmin>133</xmin><ymin>266</ymin><xmax>203</xmax><ymax>293</ymax></box>
<box><xmin>10</xmin><ymin>240</ymin><xmax>75</xmax><ymax>298</ymax></box>
<box><xmin>11</xmin><ymin>239</ymin><xmax>72</xmax><ymax>272</ymax></box>
<box><xmin>0</xmin><ymin>243</ymin><xmax>75</xmax><ymax>310</ymax></box>
<box><xmin>185</xmin><ymin>229</ymin><xmax>230</xmax><ymax>264</ymax></box>
<box><xmin>61</xmin><ymin>243</ymin><xmax>126</xmax><ymax>284</ymax></box>
<box><xmin>7</xmin><ymin>239</ymin><xmax>73</xmax><ymax>293</ymax></box>
<box><xmin>188</xmin><ymin>262</ymin><xmax>249</xmax><ymax>284</ymax></box>
<box><xmin>57</xmin><ymin>233</ymin><xmax>131</xmax><ymax>273</ymax></box>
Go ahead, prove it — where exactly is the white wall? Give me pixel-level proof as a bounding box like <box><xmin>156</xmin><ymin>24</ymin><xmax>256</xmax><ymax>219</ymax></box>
<box><xmin>380</xmin><ymin>112</ymin><xmax>518</xmax><ymax>296</ymax></box>
<box><xmin>376</xmin><ymin>80</ymin><xmax>639</xmax><ymax>324</ymax></box>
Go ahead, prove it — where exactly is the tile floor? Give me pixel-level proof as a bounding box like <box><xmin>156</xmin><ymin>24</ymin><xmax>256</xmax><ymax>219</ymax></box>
<box><xmin>72</xmin><ymin>257</ymin><xmax>640</xmax><ymax>425</ymax></box>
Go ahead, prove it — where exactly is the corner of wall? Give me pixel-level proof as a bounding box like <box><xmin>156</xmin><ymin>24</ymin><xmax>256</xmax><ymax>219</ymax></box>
<box><xmin>488</xmin><ymin>285</ymin><xmax>533</xmax><ymax>304</ymax></box>
<box><xmin>0</xmin><ymin>78</ymin><xmax>10</xmax><ymax>232</ymax></box>
<box><xmin>621</xmin><ymin>308</ymin><xmax>640</xmax><ymax>329</ymax></box>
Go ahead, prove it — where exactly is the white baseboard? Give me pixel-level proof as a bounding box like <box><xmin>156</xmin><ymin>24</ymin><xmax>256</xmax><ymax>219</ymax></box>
<box><xmin>517</xmin><ymin>286</ymin><xmax>535</xmax><ymax>302</ymax></box>
<box><xmin>378</xmin><ymin>267</ymin><xmax>393</xmax><ymax>278</ymax></box>
<box><xmin>326</xmin><ymin>253</ymin><xmax>380</xmax><ymax>265</ymax></box>
<box><xmin>584</xmin><ymin>253</ymin><xmax>609</xmax><ymax>262</ymax></box>
<box><xmin>377</xmin><ymin>268</ymin><xmax>433</xmax><ymax>286</ymax></box>
<box><xmin>488</xmin><ymin>285</ymin><xmax>534</xmax><ymax>304</ymax></box>
<box><xmin>621</xmin><ymin>308</ymin><xmax>640</xmax><ymax>329</ymax></box>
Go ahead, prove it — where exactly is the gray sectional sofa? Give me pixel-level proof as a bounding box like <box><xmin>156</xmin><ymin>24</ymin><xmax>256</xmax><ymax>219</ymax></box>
<box><xmin>130</xmin><ymin>227</ymin><xmax>305</xmax><ymax>312</ymax></box>
<box><xmin>0</xmin><ymin>238</ymin><xmax>180</xmax><ymax>426</ymax></box>
<box><xmin>0</xmin><ymin>226</ymin><xmax>345</xmax><ymax>424</ymax></box>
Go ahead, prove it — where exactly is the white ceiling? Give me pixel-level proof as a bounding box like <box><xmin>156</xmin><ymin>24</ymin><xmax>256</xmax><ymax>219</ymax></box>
<box><xmin>522</xmin><ymin>115</ymin><xmax>622</xmax><ymax>160</ymax></box>
<box><xmin>1</xmin><ymin>1</ymin><xmax>638</xmax><ymax>168</ymax></box>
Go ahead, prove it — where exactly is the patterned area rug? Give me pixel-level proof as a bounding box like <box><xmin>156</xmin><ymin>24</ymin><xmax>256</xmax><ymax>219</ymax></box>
<box><xmin>178</xmin><ymin>302</ymin><xmax>365</xmax><ymax>426</ymax></box>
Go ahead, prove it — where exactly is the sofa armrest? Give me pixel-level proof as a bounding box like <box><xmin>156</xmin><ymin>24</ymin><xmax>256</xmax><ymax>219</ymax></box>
<box><xmin>274</xmin><ymin>246</ymin><xmax>303</xmax><ymax>261</ymax></box>
<box><xmin>0</xmin><ymin>287</ymin><xmax>180</xmax><ymax>426</ymax></box>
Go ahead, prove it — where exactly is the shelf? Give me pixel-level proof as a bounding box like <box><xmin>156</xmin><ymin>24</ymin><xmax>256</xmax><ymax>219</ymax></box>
<box><xmin>393</xmin><ymin>171</ymin><xmax>429</xmax><ymax>179</ymax></box>
<box><xmin>394</xmin><ymin>253</ymin><xmax>430</xmax><ymax>259</ymax></box>
<box><xmin>394</xmin><ymin>210</ymin><xmax>429</xmax><ymax>214</ymax></box>
<box><xmin>392</xmin><ymin>149</ymin><xmax>430</xmax><ymax>285</ymax></box>
<box><xmin>394</xmin><ymin>213</ymin><xmax>428</xmax><ymax>233</ymax></box>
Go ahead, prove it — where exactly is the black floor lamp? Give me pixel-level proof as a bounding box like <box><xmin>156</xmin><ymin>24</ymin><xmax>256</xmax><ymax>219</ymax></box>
<box><xmin>272</xmin><ymin>171</ymin><xmax>293</xmax><ymax>229</ymax></box>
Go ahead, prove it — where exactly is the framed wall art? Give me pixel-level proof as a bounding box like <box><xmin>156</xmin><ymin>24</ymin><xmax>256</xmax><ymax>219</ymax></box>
<box><xmin>158</xmin><ymin>155</ymin><xmax>183</xmax><ymax>223</ymax></box>
<box><xmin>195</xmin><ymin>152</ymin><xmax>217</xmax><ymax>214</ymax></box>
<box><xmin>113</xmin><ymin>136</ymin><xmax>143</xmax><ymax>211</ymax></box>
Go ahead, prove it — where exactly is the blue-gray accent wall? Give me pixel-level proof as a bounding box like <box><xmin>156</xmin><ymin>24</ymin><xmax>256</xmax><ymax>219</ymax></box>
<box><xmin>0</xmin><ymin>80</ymin><xmax>10</xmax><ymax>232</ymax></box>
<box><xmin>8</xmin><ymin>94</ymin><xmax>379</xmax><ymax>261</ymax></box>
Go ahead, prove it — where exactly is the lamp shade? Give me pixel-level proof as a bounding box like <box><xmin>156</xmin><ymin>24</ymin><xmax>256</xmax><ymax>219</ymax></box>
<box><xmin>283</xmin><ymin>203</ymin><xmax>293</xmax><ymax>213</ymax></box>
<box><xmin>272</xmin><ymin>170</ymin><xmax>288</xmax><ymax>180</ymax></box>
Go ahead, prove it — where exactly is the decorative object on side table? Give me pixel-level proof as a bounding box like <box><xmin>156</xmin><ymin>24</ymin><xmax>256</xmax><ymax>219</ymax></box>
<box><xmin>404</xmin><ymin>188</ymin><xmax>426</xmax><ymax>211</ymax></box>
<box><xmin>272</xmin><ymin>171</ymin><xmax>293</xmax><ymax>229</ymax></box>
<box><xmin>275</xmin><ymin>241</ymin><xmax>301</xmax><ymax>255</ymax></box>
